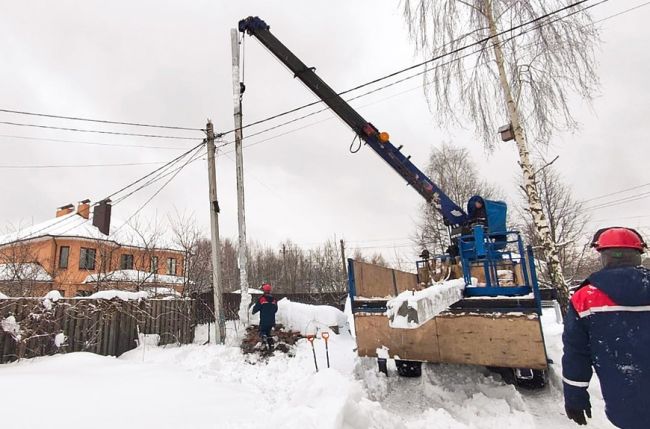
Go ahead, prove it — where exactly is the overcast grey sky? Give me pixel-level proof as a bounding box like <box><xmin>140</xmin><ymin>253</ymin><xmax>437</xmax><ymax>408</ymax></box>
<box><xmin>0</xmin><ymin>0</ymin><xmax>648</xmax><ymax>263</ymax></box>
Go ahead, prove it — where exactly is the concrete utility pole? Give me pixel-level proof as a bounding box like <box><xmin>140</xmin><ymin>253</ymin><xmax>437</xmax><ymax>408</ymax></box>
<box><xmin>206</xmin><ymin>121</ymin><xmax>226</xmax><ymax>343</ymax></box>
<box><xmin>231</xmin><ymin>29</ymin><xmax>252</xmax><ymax>324</ymax></box>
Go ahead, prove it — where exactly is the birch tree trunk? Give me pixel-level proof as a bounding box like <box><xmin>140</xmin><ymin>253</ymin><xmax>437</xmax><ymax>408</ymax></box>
<box><xmin>484</xmin><ymin>0</ymin><xmax>569</xmax><ymax>314</ymax></box>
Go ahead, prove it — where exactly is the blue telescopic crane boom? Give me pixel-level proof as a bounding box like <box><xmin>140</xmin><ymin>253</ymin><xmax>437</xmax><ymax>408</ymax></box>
<box><xmin>239</xmin><ymin>16</ymin><xmax>468</xmax><ymax>226</ymax></box>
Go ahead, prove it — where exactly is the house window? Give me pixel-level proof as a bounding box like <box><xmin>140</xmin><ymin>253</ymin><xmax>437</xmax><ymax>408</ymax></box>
<box><xmin>58</xmin><ymin>246</ymin><xmax>70</xmax><ymax>269</ymax></box>
<box><xmin>150</xmin><ymin>256</ymin><xmax>159</xmax><ymax>273</ymax></box>
<box><xmin>79</xmin><ymin>248</ymin><xmax>96</xmax><ymax>270</ymax></box>
<box><xmin>120</xmin><ymin>254</ymin><xmax>134</xmax><ymax>270</ymax></box>
<box><xmin>166</xmin><ymin>258</ymin><xmax>177</xmax><ymax>275</ymax></box>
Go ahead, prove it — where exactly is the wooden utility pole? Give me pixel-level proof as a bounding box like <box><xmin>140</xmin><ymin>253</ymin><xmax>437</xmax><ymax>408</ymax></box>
<box><xmin>231</xmin><ymin>29</ymin><xmax>251</xmax><ymax>324</ymax></box>
<box><xmin>281</xmin><ymin>244</ymin><xmax>287</xmax><ymax>292</ymax></box>
<box><xmin>340</xmin><ymin>239</ymin><xmax>348</xmax><ymax>277</ymax></box>
<box><xmin>206</xmin><ymin>121</ymin><xmax>226</xmax><ymax>343</ymax></box>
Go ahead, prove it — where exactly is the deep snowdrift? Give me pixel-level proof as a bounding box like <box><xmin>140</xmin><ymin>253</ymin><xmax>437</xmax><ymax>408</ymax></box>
<box><xmin>248</xmin><ymin>297</ymin><xmax>348</xmax><ymax>335</ymax></box>
<box><xmin>0</xmin><ymin>310</ymin><xmax>616</xmax><ymax>429</ymax></box>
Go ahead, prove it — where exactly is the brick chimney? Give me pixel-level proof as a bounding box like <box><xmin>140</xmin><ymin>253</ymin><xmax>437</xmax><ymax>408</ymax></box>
<box><xmin>92</xmin><ymin>199</ymin><xmax>112</xmax><ymax>235</ymax></box>
<box><xmin>77</xmin><ymin>199</ymin><xmax>91</xmax><ymax>219</ymax></box>
<box><xmin>56</xmin><ymin>204</ymin><xmax>74</xmax><ymax>218</ymax></box>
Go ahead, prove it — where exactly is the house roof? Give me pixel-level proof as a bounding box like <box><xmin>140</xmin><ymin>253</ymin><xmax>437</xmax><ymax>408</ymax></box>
<box><xmin>0</xmin><ymin>263</ymin><xmax>53</xmax><ymax>282</ymax></box>
<box><xmin>84</xmin><ymin>269</ymin><xmax>186</xmax><ymax>285</ymax></box>
<box><xmin>0</xmin><ymin>209</ymin><xmax>183</xmax><ymax>251</ymax></box>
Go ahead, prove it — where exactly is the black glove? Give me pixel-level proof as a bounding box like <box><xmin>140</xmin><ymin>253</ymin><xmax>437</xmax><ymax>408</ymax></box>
<box><xmin>566</xmin><ymin>406</ymin><xmax>591</xmax><ymax>425</ymax></box>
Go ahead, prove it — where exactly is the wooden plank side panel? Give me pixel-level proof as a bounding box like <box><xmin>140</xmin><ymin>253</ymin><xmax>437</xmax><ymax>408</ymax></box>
<box><xmin>352</xmin><ymin>260</ymin><xmax>418</xmax><ymax>298</ymax></box>
<box><xmin>353</xmin><ymin>314</ymin><xmax>440</xmax><ymax>362</ymax></box>
<box><xmin>436</xmin><ymin>313</ymin><xmax>548</xmax><ymax>370</ymax></box>
<box><xmin>353</xmin><ymin>261</ymin><xmax>395</xmax><ymax>298</ymax></box>
<box><xmin>394</xmin><ymin>270</ymin><xmax>418</xmax><ymax>294</ymax></box>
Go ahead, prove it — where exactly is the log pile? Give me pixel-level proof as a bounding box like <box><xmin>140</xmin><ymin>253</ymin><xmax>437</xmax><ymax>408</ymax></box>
<box><xmin>240</xmin><ymin>324</ymin><xmax>303</xmax><ymax>359</ymax></box>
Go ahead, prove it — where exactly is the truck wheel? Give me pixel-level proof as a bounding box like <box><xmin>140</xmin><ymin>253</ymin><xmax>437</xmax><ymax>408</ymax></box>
<box><xmin>377</xmin><ymin>358</ymin><xmax>388</xmax><ymax>375</ymax></box>
<box><xmin>487</xmin><ymin>367</ymin><xmax>547</xmax><ymax>389</ymax></box>
<box><xmin>515</xmin><ymin>369</ymin><xmax>547</xmax><ymax>390</ymax></box>
<box><xmin>396</xmin><ymin>360</ymin><xmax>422</xmax><ymax>377</ymax></box>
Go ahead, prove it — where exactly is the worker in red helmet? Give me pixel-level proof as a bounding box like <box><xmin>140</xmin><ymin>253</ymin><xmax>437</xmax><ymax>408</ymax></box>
<box><xmin>252</xmin><ymin>283</ymin><xmax>278</xmax><ymax>350</ymax></box>
<box><xmin>562</xmin><ymin>227</ymin><xmax>650</xmax><ymax>428</ymax></box>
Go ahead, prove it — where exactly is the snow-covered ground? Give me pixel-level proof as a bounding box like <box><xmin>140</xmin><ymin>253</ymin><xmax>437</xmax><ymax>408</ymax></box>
<box><xmin>0</xmin><ymin>309</ymin><xmax>615</xmax><ymax>429</ymax></box>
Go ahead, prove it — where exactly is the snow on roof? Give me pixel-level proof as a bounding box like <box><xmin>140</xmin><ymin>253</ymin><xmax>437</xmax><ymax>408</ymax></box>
<box><xmin>84</xmin><ymin>269</ymin><xmax>186</xmax><ymax>285</ymax></box>
<box><xmin>0</xmin><ymin>291</ymin><xmax>8</xmax><ymax>299</ymax></box>
<box><xmin>0</xmin><ymin>263</ymin><xmax>52</xmax><ymax>282</ymax></box>
<box><xmin>0</xmin><ymin>209</ymin><xmax>182</xmax><ymax>251</ymax></box>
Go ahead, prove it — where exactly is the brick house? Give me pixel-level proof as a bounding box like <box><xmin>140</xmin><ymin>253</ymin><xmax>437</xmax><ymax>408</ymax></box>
<box><xmin>0</xmin><ymin>200</ymin><xmax>186</xmax><ymax>297</ymax></box>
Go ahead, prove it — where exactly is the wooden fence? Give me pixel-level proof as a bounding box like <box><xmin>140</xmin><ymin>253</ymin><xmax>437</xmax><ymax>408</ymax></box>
<box><xmin>0</xmin><ymin>298</ymin><xmax>195</xmax><ymax>364</ymax></box>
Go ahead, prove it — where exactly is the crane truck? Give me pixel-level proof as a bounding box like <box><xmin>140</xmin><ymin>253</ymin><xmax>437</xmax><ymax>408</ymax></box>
<box><xmin>239</xmin><ymin>16</ymin><xmax>549</xmax><ymax>387</ymax></box>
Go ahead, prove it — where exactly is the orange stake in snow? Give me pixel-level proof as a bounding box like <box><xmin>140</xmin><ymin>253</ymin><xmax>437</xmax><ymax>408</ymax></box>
<box><xmin>322</xmin><ymin>332</ymin><xmax>331</xmax><ymax>368</ymax></box>
<box><xmin>307</xmin><ymin>335</ymin><xmax>318</xmax><ymax>372</ymax></box>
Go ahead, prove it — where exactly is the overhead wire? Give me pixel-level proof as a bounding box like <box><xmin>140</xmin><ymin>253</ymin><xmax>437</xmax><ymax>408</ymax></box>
<box><xmin>90</xmin><ymin>145</ymin><xmax>206</xmax><ymax>236</ymax></box>
<box><xmin>0</xmin><ymin>108</ymin><xmax>202</xmax><ymax>131</ymax></box>
<box><xmin>213</xmin><ymin>0</ymin><xmax>616</xmax><ymax>152</ymax></box>
<box><xmin>0</xmin><ymin>161</ymin><xmax>167</xmax><ymax>169</ymax></box>
<box><xmin>585</xmin><ymin>191</ymin><xmax>650</xmax><ymax>211</ymax></box>
<box><xmin>0</xmin><ymin>120</ymin><xmax>202</xmax><ymax>140</ymax></box>
<box><xmin>111</xmin><ymin>147</ymin><xmax>206</xmax><ymax>205</ymax></box>
<box><xmin>218</xmin><ymin>0</ymin><xmax>597</xmax><ymax>138</ymax></box>
<box><xmin>105</xmin><ymin>141</ymin><xmax>205</xmax><ymax>201</ymax></box>
<box><xmin>0</xmin><ymin>134</ymin><xmax>187</xmax><ymax>150</ymax></box>
<box><xmin>53</xmin><ymin>145</ymin><xmax>206</xmax><ymax>237</ymax></box>
<box><xmin>11</xmin><ymin>142</ymin><xmax>206</xmax><ymax>241</ymax></box>
<box><xmin>5</xmin><ymin>0</ymin><xmax>643</xmax><ymax>245</ymax></box>
<box><xmin>580</xmin><ymin>182</ymin><xmax>650</xmax><ymax>204</ymax></box>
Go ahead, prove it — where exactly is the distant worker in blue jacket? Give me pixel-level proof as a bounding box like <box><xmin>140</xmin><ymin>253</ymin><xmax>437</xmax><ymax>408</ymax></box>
<box><xmin>467</xmin><ymin>195</ymin><xmax>488</xmax><ymax>225</ymax></box>
<box><xmin>252</xmin><ymin>283</ymin><xmax>278</xmax><ymax>349</ymax></box>
<box><xmin>562</xmin><ymin>227</ymin><xmax>650</xmax><ymax>428</ymax></box>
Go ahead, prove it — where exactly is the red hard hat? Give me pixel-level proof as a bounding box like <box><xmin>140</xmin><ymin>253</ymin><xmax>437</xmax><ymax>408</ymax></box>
<box><xmin>591</xmin><ymin>227</ymin><xmax>646</xmax><ymax>252</ymax></box>
<box><xmin>261</xmin><ymin>283</ymin><xmax>272</xmax><ymax>293</ymax></box>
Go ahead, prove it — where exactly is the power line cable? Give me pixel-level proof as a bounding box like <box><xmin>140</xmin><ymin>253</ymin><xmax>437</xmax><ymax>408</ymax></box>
<box><xmin>0</xmin><ymin>134</ymin><xmax>187</xmax><ymax>150</ymax></box>
<box><xmin>49</xmin><ymin>147</ymin><xmax>205</xmax><ymax>237</ymax></box>
<box><xmin>586</xmin><ymin>191</ymin><xmax>650</xmax><ymax>211</ymax></box>
<box><xmin>213</xmin><ymin>0</ymin><xmax>613</xmax><ymax>149</ymax></box>
<box><xmin>106</xmin><ymin>141</ymin><xmax>205</xmax><ymax>200</ymax></box>
<box><xmin>112</xmin><ymin>148</ymin><xmax>206</xmax><ymax>205</ymax></box>
<box><xmin>0</xmin><ymin>161</ymin><xmax>167</xmax><ymax>169</ymax></box>
<box><xmin>110</xmin><ymin>145</ymin><xmax>205</xmax><ymax>235</ymax></box>
<box><xmin>212</xmin><ymin>0</ymin><xmax>646</xmax><ymax>187</ymax></box>
<box><xmin>219</xmin><ymin>0</ymin><xmax>597</xmax><ymax>137</ymax></box>
<box><xmin>57</xmin><ymin>149</ymin><xmax>206</xmax><ymax>236</ymax></box>
<box><xmin>5</xmin><ymin>143</ymin><xmax>205</xmax><ymax>242</ymax></box>
<box><xmin>581</xmin><ymin>182</ymin><xmax>650</xmax><ymax>204</ymax></box>
<box><xmin>593</xmin><ymin>1</ymin><xmax>650</xmax><ymax>23</ymax></box>
<box><xmin>0</xmin><ymin>120</ymin><xmax>202</xmax><ymax>140</ymax></box>
<box><xmin>0</xmin><ymin>108</ymin><xmax>202</xmax><ymax>132</ymax></box>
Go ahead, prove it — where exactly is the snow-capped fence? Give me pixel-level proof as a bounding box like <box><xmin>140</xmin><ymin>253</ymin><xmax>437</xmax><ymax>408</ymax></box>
<box><xmin>0</xmin><ymin>297</ymin><xmax>195</xmax><ymax>364</ymax></box>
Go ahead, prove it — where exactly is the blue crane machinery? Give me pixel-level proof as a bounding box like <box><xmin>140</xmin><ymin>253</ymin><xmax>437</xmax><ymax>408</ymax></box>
<box><xmin>239</xmin><ymin>16</ymin><xmax>548</xmax><ymax>387</ymax></box>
